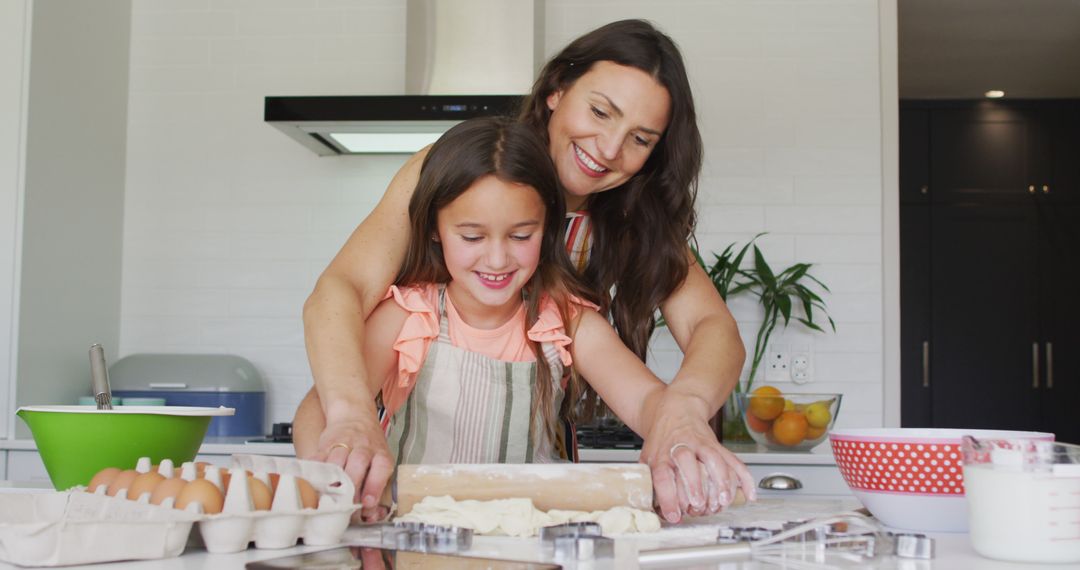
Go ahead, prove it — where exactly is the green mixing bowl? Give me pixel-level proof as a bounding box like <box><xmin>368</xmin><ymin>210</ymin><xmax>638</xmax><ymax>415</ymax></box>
<box><xmin>17</xmin><ymin>405</ymin><xmax>234</xmax><ymax>490</ymax></box>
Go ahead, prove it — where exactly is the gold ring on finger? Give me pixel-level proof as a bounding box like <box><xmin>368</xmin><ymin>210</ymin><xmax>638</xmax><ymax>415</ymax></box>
<box><xmin>330</xmin><ymin>442</ymin><xmax>352</xmax><ymax>453</ymax></box>
<box><xmin>668</xmin><ymin>442</ymin><xmax>692</xmax><ymax>460</ymax></box>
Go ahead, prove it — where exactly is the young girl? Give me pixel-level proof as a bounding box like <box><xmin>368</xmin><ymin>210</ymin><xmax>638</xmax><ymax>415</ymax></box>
<box><xmin>356</xmin><ymin>117</ymin><xmax>667</xmax><ymax>481</ymax></box>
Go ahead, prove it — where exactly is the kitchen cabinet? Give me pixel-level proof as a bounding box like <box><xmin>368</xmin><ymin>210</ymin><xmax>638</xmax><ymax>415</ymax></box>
<box><xmin>900</xmin><ymin>100</ymin><xmax>1080</xmax><ymax>443</ymax></box>
<box><xmin>5</xmin><ymin>450</ymin><xmax>49</xmax><ymax>485</ymax></box>
<box><xmin>0</xmin><ymin>0</ymin><xmax>29</xmax><ymax>439</ymax></box>
<box><xmin>1</xmin><ymin>0</ymin><xmax>129</xmax><ymax>438</ymax></box>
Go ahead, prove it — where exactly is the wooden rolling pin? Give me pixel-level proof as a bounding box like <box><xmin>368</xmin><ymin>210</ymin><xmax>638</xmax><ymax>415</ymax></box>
<box><xmin>393</xmin><ymin>463</ymin><xmax>652</xmax><ymax>515</ymax></box>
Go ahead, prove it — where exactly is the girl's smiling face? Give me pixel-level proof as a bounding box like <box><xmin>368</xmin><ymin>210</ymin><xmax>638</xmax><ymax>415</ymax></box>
<box><xmin>545</xmin><ymin>60</ymin><xmax>672</xmax><ymax>211</ymax></box>
<box><xmin>437</xmin><ymin>174</ymin><xmax>545</xmax><ymax>328</ymax></box>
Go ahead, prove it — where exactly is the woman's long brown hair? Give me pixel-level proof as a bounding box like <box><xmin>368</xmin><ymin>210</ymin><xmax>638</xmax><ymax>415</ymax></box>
<box><xmin>519</xmin><ymin>20</ymin><xmax>703</xmax><ymax>413</ymax></box>
<box><xmin>395</xmin><ymin>117</ymin><xmax>596</xmax><ymax>450</ymax></box>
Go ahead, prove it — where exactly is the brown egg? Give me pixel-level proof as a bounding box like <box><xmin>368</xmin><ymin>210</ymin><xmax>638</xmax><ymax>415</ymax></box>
<box><xmin>175</xmin><ymin>479</ymin><xmax>223</xmax><ymax>514</ymax></box>
<box><xmin>194</xmin><ymin>462</ymin><xmax>211</xmax><ymax>477</ymax></box>
<box><xmin>127</xmin><ymin>471</ymin><xmax>165</xmax><ymax>501</ymax></box>
<box><xmin>219</xmin><ymin>471</ymin><xmax>232</xmax><ymax>493</ymax></box>
<box><xmin>150</xmin><ymin>477</ymin><xmax>188</xmax><ymax>506</ymax></box>
<box><xmin>87</xmin><ymin>467</ymin><xmax>121</xmax><ymax>493</ymax></box>
<box><xmin>296</xmin><ymin>477</ymin><xmax>319</xmax><ymax>509</ymax></box>
<box><xmin>106</xmin><ymin>470</ymin><xmax>139</xmax><ymax>497</ymax></box>
<box><xmin>248</xmin><ymin>476</ymin><xmax>272</xmax><ymax>511</ymax></box>
<box><xmin>268</xmin><ymin>472</ymin><xmax>280</xmax><ymax>494</ymax></box>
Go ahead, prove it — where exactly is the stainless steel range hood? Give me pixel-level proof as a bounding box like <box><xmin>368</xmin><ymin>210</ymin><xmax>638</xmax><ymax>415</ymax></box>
<box><xmin>266</xmin><ymin>0</ymin><xmax>542</xmax><ymax>156</ymax></box>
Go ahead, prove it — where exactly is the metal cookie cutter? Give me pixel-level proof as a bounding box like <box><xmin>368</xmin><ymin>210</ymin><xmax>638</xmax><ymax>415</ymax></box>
<box><xmin>380</xmin><ymin>521</ymin><xmax>474</xmax><ymax>553</ymax></box>
<box><xmin>540</xmin><ymin>522</ymin><xmax>614</xmax><ymax>563</ymax></box>
<box><xmin>889</xmin><ymin>532</ymin><xmax>935</xmax><ymax>559</ymax></box>
<box><xmin>718</xmin><ymin>526</ymin><xmax>776</xmax><ymax>543</ymax></box>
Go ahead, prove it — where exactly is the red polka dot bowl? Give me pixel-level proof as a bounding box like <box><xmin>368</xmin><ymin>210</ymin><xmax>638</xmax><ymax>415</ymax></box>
<box><xmin>829</xmin><ymin>428</ymin><xmax>1054</xmax><ymax>532</ymax></box>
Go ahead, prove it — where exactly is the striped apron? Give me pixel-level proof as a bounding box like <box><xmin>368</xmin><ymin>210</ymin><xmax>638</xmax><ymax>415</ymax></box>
<box><xmin>384</xmin><ymin>286</ymin><xmax>567</xmax><ymax>465</ymax></box>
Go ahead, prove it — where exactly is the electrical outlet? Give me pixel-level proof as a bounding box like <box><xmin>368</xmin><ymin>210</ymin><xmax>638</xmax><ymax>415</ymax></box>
<box><xmin>764</xmin><ymin>344</ymin><xmax>790</xmax><ymax>383</ymax></box>
<box><xmin>791</xmin><ymin>349</ymin><xmax>812</xmax><ymax>384</ymax></box>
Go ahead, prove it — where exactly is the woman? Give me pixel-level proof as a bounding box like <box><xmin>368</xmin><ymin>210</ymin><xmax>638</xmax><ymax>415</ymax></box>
<box><xmin>295</xmin><ymin>19</ymin><xmax>752</xmax><ymax>524</ymax></box>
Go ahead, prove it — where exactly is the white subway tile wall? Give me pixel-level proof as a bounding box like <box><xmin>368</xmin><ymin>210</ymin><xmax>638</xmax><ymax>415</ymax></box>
<box><xmin>122</xmin><ymin>0</ymin><xmax>885</xmax><ymax>431</ymax></box>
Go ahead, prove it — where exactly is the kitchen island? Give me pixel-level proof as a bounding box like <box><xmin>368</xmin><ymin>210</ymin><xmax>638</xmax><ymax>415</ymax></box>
<box><xmin>0</xmin><ymin>441</ymin><xmax>1053</xmax><ymax>568</ymax></box>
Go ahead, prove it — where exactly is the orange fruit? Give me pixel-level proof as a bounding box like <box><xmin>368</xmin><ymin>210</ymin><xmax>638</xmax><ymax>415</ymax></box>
<box><xmin>806</xmin><ymin>425</ymin><xmax>826</xmax><ymax>440</ymax></box>
<box><xmin>772</xmin><ymin>411</ymin><xmax>809</xmax><ymax>446</ymax></box>
<box><xmin>745</xmin><ymin>413</ymin><xmax>772</xmax><ymax>433</ymax></box>
<box><xmin>748</xmin><ymin>386</ymin><xmax>785</xmax><ymax>421</ymax></box>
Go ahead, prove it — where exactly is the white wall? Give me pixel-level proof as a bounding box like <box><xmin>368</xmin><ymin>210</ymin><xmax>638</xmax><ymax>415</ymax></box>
<box><xmin>0</xmin><ymin>0</ymin><xmax>31</xmax><ymax>437</ymax></box>
<box><xmin>121</xmin><ymin>0</ymin><xmax>408</xmax><ymax>426</ymax></box>
<box><xmin>121</xmin><ymin>0</ymin><xmax>894</xmax><ymax>430</ymax></box>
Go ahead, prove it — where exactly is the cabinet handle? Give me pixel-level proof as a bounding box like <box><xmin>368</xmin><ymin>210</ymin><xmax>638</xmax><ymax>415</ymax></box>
<box><xmin>758</xmin><ymin>473</ymin><xmax>802</xmax><ymax>491</ymax></box>
<box><xmin>1042</xmin><ymin>184</ymin><xmax>1050</xmax><ymax>194</ymax></box>
<box><xmin>1032</xmin><ymin>342</ymin><xmax>1040</xmax><ymax>389</ymax></box>
<box><xmin>922</xmin><ymin>341</ymin><xmax>930</xmax><ymax>388</ymax></box>
<box><xmin>1028</xmin><ymin>185</ymin><xmax>1036</xmax><ymax>194</ymax></box>
<box><xmin>1046</xmin><ymin>342</ymin><xmax>1053</xmax><ymax>389</ymax></box>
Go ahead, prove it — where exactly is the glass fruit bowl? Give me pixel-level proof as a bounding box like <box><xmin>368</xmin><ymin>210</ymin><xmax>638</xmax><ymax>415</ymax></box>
<box><xmin>735</xmin><ymin>389</ymin><xmax>842</xmax><ymax>451</ymax></box>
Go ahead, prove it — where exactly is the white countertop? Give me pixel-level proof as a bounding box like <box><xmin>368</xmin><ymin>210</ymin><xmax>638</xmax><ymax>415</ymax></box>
<box><xmin>0</xmin><ymin>495</ymin><xmax>1044</xmax><ymax>569</ymax></box>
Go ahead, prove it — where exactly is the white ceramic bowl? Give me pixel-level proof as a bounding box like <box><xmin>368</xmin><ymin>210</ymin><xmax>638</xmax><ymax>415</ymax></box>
<box><xmin>829</xmin><ymin>428</ymin><xmax>1054</xmax><ymax>532</ymax></box>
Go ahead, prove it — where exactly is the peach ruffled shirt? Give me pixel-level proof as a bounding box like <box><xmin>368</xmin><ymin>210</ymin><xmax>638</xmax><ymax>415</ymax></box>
<box><xmin>378</xmin><ymin>284</ymin><xmax>595</xmax><ymax>423</ymax></box>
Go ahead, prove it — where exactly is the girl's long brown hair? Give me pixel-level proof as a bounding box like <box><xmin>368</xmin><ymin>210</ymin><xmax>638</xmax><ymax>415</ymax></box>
<box><xmin>396</xmin><ymin>117</ymin><xmax>595</xmax><ymax>449</ymax></box>
<box><xmin>519</xmin><ymin>20</ymin><xmax>703</xmax><ymax>412</ymax></box>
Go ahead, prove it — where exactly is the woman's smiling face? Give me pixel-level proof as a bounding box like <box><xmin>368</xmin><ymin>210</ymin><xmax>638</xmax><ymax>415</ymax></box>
<box><xmin>545</xmin><ymin>60</ymin><xmax>672</xmax><ymax>211</ymax></box>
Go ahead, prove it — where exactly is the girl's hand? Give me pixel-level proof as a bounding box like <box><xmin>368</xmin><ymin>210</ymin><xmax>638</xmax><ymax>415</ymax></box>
<box><xmin>640</xmin><ymin>390</ymin><xmax>756</xmax><ymax>523</ymax></box>
<box><xmin>310</xmin><ymin>417</ymin><xmax>395</xmax><ymax>523</ymax></box>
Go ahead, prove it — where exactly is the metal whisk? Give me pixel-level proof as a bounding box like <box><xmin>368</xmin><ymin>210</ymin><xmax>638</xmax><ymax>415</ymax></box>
<box><xmin>638</xmin><ymin>512</ymin><xmax>934</xmax><ymax>568</ymax></box>
<box><xmin>89</xmin><ymin>343</ymin><xmax>113</xmax><ymax>410</ymax></box>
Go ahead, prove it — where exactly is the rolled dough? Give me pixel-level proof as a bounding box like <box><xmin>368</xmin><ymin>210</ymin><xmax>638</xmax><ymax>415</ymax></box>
<box><xmin>395</xmin><ymin>495</ymin><xmax>662</xmax><ymax>537</ymax></box>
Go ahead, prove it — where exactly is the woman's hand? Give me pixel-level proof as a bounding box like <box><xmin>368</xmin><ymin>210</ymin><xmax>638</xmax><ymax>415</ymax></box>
<box><xmin>294</xmin><ymin>388</ymin><xmax>394</xmax><ymax>522</ymax></box>
<box><xmin>314</xmin><ymin>416</ymin><xmax>395</xmax><ymax>522</ymax></box>
<box><xmin>640</xmin><ymin>389</ymin><xmax>756</xmax><ymax>523</ymax></box>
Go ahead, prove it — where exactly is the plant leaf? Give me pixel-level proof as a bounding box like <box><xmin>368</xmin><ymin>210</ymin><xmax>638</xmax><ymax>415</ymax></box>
<box><xmin>797</xmin><ymin>318</ymin><xmax>824</xmax><ymax>332</ymax></box>
<box><xmin>806</xmin><ymin>273</ymin><xmax>832</xmax><ymax>293</ymax></box>
<box><xmin>753</xmin><ymin>246</ymin><xmax>776</xmax><ymax>289</ymax></box>
<box><xmin>776</xmin><ymin>294</ymin><xmax>792</xmax><ymax>324</ymax></box>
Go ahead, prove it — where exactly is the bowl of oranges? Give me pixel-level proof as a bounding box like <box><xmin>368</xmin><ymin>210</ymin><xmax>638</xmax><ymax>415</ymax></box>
<box><xmin>735</xmin><ymin>387</ymin><xmax>842</xmax><ymax>451</ymax></box>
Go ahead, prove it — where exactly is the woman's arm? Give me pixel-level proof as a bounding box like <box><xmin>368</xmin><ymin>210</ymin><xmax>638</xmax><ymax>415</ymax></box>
<box><xmin>297</xmin><ymin>147</ymin><xmax>427</xmax><ymax>507</ymax></box>
<box><xmin>297</xmin><ymin>296</ymin><xmax>407</xmax><ymax>519</ymax></box>
<box><xmin>660</xmin><ymin>249</ymin><xmax>744</xmax><ymax>412</ymax></box>
<box><xmin>569</xmin><ymin>308</ymin><xmax>750</xmax><ymax>523</ymax></box>
<box><xmin>569</xmin><ymin>309</ymin><xmax>666</xmax><ymax>435</ymax></box>
<box><xmin>639</xmin><ymin>247</ymin><xmax>755</xmax><ymax>519</ymax></box>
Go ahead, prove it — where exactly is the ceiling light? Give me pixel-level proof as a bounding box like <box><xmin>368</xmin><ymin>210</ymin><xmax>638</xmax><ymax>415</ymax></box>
<box><xmin>985</xmin><ymin>90</ymin><xmax>1005</xmax><ymax>98</ymax></box>
<box><xmin>328</xmin><ymin>132</ymin><xmax>445</xmax><ymax>154</ymax></box>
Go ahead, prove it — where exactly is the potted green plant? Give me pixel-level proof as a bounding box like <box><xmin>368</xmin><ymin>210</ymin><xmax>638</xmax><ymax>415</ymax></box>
<box><xmin>693</xmin><ymin>234</ymin><xmax>836</xmax><ymax>443</ymax></box>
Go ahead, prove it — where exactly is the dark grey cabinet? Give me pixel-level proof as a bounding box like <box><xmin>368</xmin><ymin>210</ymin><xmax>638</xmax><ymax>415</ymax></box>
<box><xmin>900</xmin><ymin>100</ymin><xmax>1080</xmax><ymax>444</ymax></box>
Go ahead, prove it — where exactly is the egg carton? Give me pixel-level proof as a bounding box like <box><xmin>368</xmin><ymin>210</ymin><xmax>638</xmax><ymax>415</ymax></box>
<box><xmin>193</xmin><ymin>454</ymin><xmax>358</xmax><ymax>553</ymax></box>
<box><xmin>0</xmin><ymin>454</ymin><xmax>359</xmax><ymax>566</ymax></box>
<box><xmin>0</xmin><ymin>489</ymin><xmax>199</xmax><ymax>566</ymax></box>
